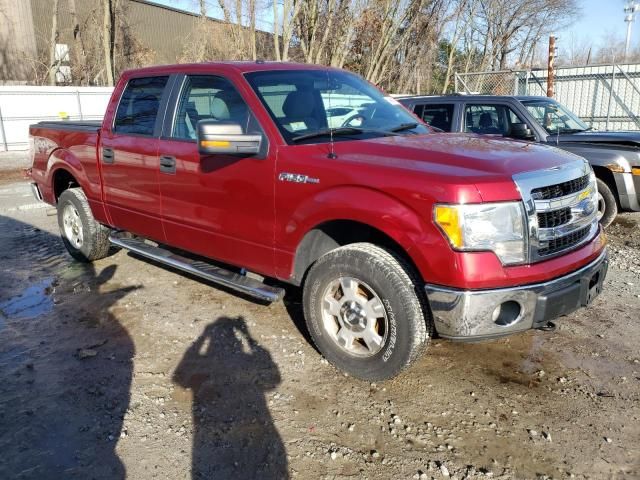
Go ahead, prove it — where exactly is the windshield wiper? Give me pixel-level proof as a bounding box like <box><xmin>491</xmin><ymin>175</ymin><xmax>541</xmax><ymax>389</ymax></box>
<box><xmin>557</xmin><ymin>128</ymin><xmax>590</xmax><ymax>134</ymax></box>
<box><xmin>388</xmin><ymin>122</ymin><xmax>419</xmax><ymax>133</ymax></box>
<box><xmin>291</xmin><ymin>127</ymin><xmax>398</xmax><ymax>142</ymax></box>
<box><xmin>291</xmin><ymin>127</ymin><xmax>365</xmax><ymax>142</ymax></box>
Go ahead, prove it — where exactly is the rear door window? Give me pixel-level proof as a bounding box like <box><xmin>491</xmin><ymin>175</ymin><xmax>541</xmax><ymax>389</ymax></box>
<box><xmin>416</xmin><ymin>104</ymin><xmax>454</xmax><ymax>131</ymax></box>
<box><xmin>463</xmin><ymin>104</ymin><xmax>526</xmax><ymax>135</ymax></box>
<box><xmin>114</xmin><ymin>76</ymin><xmax>169</xmax><ymax>136</ymax></box>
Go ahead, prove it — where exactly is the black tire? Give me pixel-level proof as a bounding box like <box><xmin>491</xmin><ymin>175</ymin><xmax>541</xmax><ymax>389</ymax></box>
<box><xmin>596</xmin><ymin>178</ymin><xmax>617</xmax><ymax>228</ymax></box>
<box><xmin>303</xmin><ymin>243</ymin><xmax>431</xmax><ymax>381</ymax></box>
<box><xmin>57</xmin><ymin>188</ymin><xmax>111</xmax><ymax>262</ymax></box>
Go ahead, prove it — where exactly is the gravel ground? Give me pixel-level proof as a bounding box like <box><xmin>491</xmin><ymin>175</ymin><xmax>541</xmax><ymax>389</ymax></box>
<box><xmin>0</xmin><ymin>173</ymin><xmax>638</xmax><ymax>480</ymax></box>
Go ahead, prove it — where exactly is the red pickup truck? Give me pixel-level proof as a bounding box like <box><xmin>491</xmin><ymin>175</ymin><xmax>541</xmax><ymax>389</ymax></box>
<box><xmin>28</xmin><ymin>62</ymin><xmax>608</xmax><ymax>380</ymax></box>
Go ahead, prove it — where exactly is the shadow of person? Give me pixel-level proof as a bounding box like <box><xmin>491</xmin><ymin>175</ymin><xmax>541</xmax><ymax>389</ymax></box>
<box><xmin>0</xmin><ymin>214</ymin><xmax>137</xmax><ymax>479</ymax></box>
<box><xmin>173</xmin><ymin>316</ymin><xmax>288</xmax><ymax>479</ymax></box>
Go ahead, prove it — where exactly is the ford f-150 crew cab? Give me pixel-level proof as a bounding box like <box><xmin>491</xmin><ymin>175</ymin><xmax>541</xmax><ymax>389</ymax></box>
<box><xmin>28</xmin><ymin>62</ymin><xmax>608</xmax><ymax>380</ymax></box>
<box><xmin>398</xmin><ymin>94</ymin><xmax>640</xmax><ymax>227</ymax></box>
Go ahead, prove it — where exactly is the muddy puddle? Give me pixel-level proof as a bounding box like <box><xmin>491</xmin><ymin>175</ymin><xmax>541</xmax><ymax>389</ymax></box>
<box><xmin>0</xmin><ymin>277</ymin><xmax>55</xmax><ymax>324</ymax></box>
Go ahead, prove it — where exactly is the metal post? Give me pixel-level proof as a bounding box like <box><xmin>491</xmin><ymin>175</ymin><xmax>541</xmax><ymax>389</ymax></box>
<box><xmin>0</xmin><ymin>104</ymin><xmax>7</xmax><ymax>152</ymax></box>
<box><xmin>606</xmin><ymin>63</ymin><xmax>616</xmax><ymax>131</ymax></box>
<box><xmin>76</xmin><ymin>90</ymin><xmax>83</xmax><ymax>120</ymax></box>
<box><xmin>454</xmin><ymin>73</ymin><xmax>459</xmax><ymax>93</ymax></box>
<box><xmin>525</xmin><ymin>70</ymin><xmax>531</xmax><ymax>95</ymax></box>
<box><xmin>625</xmin><ymin>17</ymin><xmax>633</xmax><ymax>59</ymax></box>
<box><xmin>624</xmin><ymin>2</ymin><xmax>640</xmax><ymax>60</ymax></box>
<box><xmin>547</xmin><ymin>36</ymin><xmax>556</xmax><ymax>98</ymax></box>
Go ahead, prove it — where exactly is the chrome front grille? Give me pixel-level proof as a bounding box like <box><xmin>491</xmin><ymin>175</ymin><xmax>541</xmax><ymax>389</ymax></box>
<box><xmin>537</xmin><ymin>207</ymin><xmax>571</xmax><ymax>228</ymax></box>
<box><xmin>531</xmin><ymin>174</ymin><xmax>590</xmax><ymax>200</ymax></box>
<box><xmin>513</xmin><ymin>159</ymin><xmax>599</xmax><ymax>263</ymax></box>
<box><xmin>537</xmin><ymin>225</ymin><xmax>591</xmax><ymax>256</ymax></box>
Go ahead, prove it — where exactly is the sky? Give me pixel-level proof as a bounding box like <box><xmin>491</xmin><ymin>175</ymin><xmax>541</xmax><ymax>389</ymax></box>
<box><xmin>152</xmin><ymin>0</ymin><xmax>640</xmax><ymax>56</ymax></box>
<box><xmin>558</xmin><ymin>0</ymin><xmax>640</xmax><ymax>54</ymax></box>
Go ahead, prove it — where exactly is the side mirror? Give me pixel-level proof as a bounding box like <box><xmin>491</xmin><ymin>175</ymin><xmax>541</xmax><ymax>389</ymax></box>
<box><xmin>197</xmin><ymin>120</ymin><xmax>262</xmax><ymax>155</ymax></box>
<box><xmin>508</xmin><ymin>122</ymin><xmax>535</xmax><ymax>140</ymax></box>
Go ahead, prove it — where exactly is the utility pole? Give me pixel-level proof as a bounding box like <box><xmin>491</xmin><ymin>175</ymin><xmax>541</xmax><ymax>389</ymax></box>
<box><xmin>547</xmin><ymin>35</ymin><xmax>556</xmax><ymax>98</ymax></box>
<box><xmin>625</xmin><ymin>2</ymin><xmax>640</xmax><ymax>60</ymax></box>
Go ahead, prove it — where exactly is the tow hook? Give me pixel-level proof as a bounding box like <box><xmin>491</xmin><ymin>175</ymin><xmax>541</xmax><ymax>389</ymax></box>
<box><xmin>537</xmin><ymin>321</ymin><xmax>556</xmax><ymax>332</ymax></box>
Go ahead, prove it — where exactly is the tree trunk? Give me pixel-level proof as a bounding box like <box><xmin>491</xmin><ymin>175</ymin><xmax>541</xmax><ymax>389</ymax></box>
<box><xmin>48</xmin><ymin>0</ymin><xmax>60</xmax><ymax>86</ymax></box>
<box><xmin>273</xmin><ymin>0</ymin><xmax>281</xmax><ymax>61</ymax></box>
<box><xmin>103</xmin><ymin>0</ymin><xmax>114</xmax><ymax>86</ymax></box>
<box><xmin>249</xmin><ymin>0</ymin><xmax>257</xmax><ymax>60</ymax></box>
<box><xmin>280</xmin><ymin>0</ymin><xmax>303</xmax><ymax>61</ymax></box>
<box><xmin>67</xmin><ymin>0</ymin><xmax>87</xmax><ymax>85</ymax></box>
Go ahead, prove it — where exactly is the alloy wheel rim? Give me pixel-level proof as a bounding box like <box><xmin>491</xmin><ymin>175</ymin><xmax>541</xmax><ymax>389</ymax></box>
<box><xmin>62</xmin><ymin>204</ymin><xmax>83</xmax><ymax>248</ymax></box>
<box><xmin>321</xmin><ymin>277</ymin><xmax>388</xmax><ymax>357</ymax></box>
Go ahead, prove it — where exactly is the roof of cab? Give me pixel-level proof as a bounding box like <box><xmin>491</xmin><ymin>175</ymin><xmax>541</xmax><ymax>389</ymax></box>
<box><xmin>397</xmin><ymin>94</ymin><xmax>558</xmax><ymax>103</ymax></box>
<box><xmin>119</xmin><ymin>61</ymin><xmax>342</xmax><ymax>78</ymax></box>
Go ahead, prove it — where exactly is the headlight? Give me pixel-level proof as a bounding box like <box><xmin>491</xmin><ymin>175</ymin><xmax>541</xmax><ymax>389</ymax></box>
<box><xmin>434</xmin><ymin>202</ymin><xmax>527</xmax><ymax>265</ymax></box>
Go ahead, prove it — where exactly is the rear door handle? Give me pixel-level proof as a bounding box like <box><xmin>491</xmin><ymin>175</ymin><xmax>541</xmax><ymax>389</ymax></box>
<box><xmin>103</xmin><ymin>147</ymin><xmax>114</xmax><ymax>164</ymax></box>
<box><xmin>159</xmin><ymin>155</ymin><xmax>176</xmax><ymax>174</ymax></box>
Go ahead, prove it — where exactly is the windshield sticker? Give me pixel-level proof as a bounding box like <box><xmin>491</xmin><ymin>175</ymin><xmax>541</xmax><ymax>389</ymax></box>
<box><xmin>288</xmin><ymin>121</ymin><xmax>307</xmax><ymax>132</ymax></box>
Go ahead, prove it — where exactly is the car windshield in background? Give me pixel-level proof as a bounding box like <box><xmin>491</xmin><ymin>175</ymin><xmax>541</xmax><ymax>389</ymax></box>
<box><xmin>521</xmin><ymin>99</ymin><xmax>590</xmax><ymax>134</ymax></box>
<box><xmin>244</xmin><ymin>69</ymin><xmax>429</xmax><ymax>144</ymax></box>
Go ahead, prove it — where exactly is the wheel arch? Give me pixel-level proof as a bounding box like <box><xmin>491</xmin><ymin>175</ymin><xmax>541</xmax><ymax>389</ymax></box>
<box><xmin>291</xmin><ymin>219</ymin><xmax>426</xmax><ymax>286</ymax></box>
<box><xmin>46</xmin><ymin>148</ymin><xmax>90</xmax><ymax>203</ymax></box>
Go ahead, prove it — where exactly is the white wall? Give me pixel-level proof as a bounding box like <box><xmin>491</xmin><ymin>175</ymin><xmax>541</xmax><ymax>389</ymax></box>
<box><xmin>0</xmin><ymin>86</ymin><xmax>113</xmax><ymax>151</ymax></box>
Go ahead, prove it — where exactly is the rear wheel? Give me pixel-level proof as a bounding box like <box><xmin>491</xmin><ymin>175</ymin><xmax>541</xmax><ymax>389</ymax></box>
<box><xmin>57</xmin><ymin>188</ymin><xmax>111</xmax><ymax>262</ymax></box>
<box><xmin>596</xmin><ymin>177</ymin><xmax>617</xmax><ymax>228</ymax></box>
<box><xmin>303</xmin><ymin>243</ymin><xmax>430</xmax><ymax>381</ymax></box>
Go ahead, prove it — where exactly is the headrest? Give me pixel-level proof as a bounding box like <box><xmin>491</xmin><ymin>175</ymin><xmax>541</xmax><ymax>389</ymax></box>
<box><xmin>282</xmin><ymin>90</ymin><xmax>315</xmax><ymax>119</ymax></box>
<box><xmin>479</xmin><ymin>112</ymin><xmax>493</xmax><ymax>127</ymax></box>
<box><xmin>211</xmin><ymin>90</ymin><xmax>247</xmax><ymax>121</ymax></box>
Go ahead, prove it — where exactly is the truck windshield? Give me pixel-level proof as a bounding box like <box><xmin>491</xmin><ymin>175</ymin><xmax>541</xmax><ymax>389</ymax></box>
<box><xmin>244</xmin><ymin>69</ymin><xmax>429</xmax><ymax>144</ymax></box>
<box><xmin>521</xmin><ymin>99</ymin><xmax>591</xmax><ymax>134</ymax></box>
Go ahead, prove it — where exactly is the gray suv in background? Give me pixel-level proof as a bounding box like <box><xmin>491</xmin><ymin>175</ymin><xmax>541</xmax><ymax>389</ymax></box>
<box><xmin>399</xmin><ymin>95</ymin><xmax>640</xmax><ymax>227</ymax></box>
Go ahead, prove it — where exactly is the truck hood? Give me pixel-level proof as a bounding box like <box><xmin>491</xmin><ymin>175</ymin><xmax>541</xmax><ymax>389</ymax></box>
<box><xmin>330</xmin><ymin>133</ymin><xmax>586</xmax><ymax>203</ymax></box>
<box><xmin>556</xmin><ymin>130</ymin><xmax>640</xmax><ymax>147</ymax></box>
<box><xmin>358</xmin><ymin>133</ymin><xmax>583</xmax><ymax>178</ymax></box>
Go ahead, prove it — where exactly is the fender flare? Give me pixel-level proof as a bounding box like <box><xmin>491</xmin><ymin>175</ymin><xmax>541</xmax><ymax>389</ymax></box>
<box><xmin>46</xmin><ymin>148</ymin><xmax>91</xmax><ymax>201</ymax></box>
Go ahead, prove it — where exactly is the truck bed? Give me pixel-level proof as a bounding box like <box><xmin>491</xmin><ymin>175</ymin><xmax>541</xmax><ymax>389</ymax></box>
<box><xmin>29</xmin><ymin>120</ymin><xmax>103</xmax><ymax>207</ymax></box>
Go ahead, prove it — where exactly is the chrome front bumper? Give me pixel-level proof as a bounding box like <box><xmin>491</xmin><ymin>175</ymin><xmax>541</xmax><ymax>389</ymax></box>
<box><xmin>425</xmin><ymin>249</ymin><xmax>608</xmax><ymax>340</ymax></box>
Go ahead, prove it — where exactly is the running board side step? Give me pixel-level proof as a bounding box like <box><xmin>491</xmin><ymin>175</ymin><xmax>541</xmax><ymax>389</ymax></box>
<box><xmin>109</xmin><ymin>233</ymin><xmax>285</xmax><ymax>303</ymax></box>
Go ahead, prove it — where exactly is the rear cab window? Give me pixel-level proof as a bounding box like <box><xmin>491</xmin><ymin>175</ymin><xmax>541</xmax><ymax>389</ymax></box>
<box><xmin>113</xmin><ymin>76</ymin><xmax>169</xmax><ymax>135</ymax></box>
<box><xmin>463</xmin><ymin>103</ymin><xmax>527</xmax><ymax>136</ymax></box>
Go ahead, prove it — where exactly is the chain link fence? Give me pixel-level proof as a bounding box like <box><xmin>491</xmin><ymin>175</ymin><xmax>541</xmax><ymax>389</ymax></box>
<box><xmin>455</xmin><ymin>63</ymin><xmax>640</xmax><ymax>131</ymax></box>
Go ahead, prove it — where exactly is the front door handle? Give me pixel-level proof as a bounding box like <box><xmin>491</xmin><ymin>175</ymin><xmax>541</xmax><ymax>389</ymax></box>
<box><xmin>103</xmin><ymin>147</ymin><xmax>114</xmax><ymax>164</ymax></box>
<box><xmin>159</xmin><ymin>155</ymin><xmax>176</xmax><ymax>174</ymax></box>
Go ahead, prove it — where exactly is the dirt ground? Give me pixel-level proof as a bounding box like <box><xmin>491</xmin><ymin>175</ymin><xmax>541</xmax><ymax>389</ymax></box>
<box><xmin>1</xmin><ymin>171</ymin><xmax>639</xmax><ymax>480</ymax></box>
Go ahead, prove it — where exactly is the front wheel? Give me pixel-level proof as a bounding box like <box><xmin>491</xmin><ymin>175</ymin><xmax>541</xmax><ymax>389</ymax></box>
<box><xmin>596</xmin><ymin>178</ymin><xmax>617</xmax><ymax>228</ymax></box>
<box><xmin>57</xmin><ymin>188</ymin><xmax>112</xmax><ymax>262</ymax></box>
<box><xmin>303</xmin><ymin>243</ymin><xmax>430</xmax><ymax>381</ymax></box>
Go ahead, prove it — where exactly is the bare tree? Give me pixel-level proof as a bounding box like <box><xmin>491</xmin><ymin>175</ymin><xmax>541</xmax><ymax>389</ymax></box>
<box><xmin>273</xmin><ymin>0</ymin><xmax>303</xmax><ymax>61</ymax></box>
<box><xmin>103</xmin><ymin>0</ymin><xmax>115</xmax><ymax>86</ymax></box>
<box><xmin>48</xmin><ymin>0</ymin><xmax>60</xmax><ymax>85</ymax></box>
